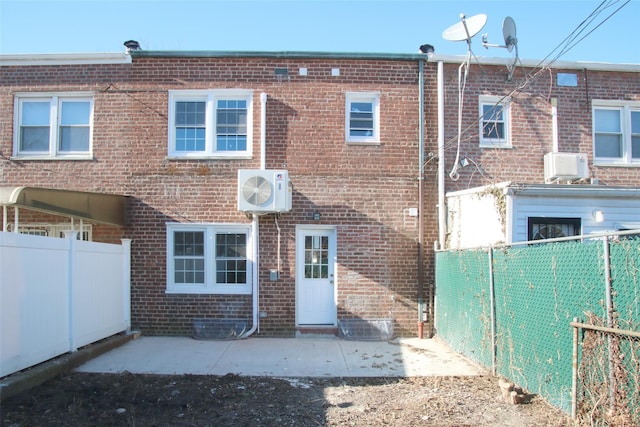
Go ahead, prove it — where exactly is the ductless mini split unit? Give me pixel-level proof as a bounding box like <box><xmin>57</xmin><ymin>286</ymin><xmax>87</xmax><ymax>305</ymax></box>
<box><xmin>544</xmin><ymin>152</ymin><xmax>590</xmax><ymax>183</ymax></box>
<box><xmin>237</xmin><ymin>169</ymin><xmax>292</xmax><ymax>213</ymax></box>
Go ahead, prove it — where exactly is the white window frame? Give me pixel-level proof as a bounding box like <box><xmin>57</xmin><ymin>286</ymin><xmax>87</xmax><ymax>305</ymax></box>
<box><xmin>345</xmin><ymin>91</ymin><xmax>380</xmax><ymax>144</ymax></box>
<box><xmin>168</xmin><ymin>89</ymin><xmax>253</xmax><ymax>159</ymax></box>
<box><xmin>592</xmin><ymin>100</ymin><xmax>640</xmax><ymax>166</ymax></box>
<box><xmin>13</xmin><ymin>92</ymin><xmax>94</xmax><ymax>160</ymax></box>
<box><xmin>479</xmin><ymin>95</ymin><xmax>511</xmax><ymax>148</ymax></box>
<box><xmin>166</xmin><ymin>223</ymin><xmax>253</xmax><ymax>295</ymax></box>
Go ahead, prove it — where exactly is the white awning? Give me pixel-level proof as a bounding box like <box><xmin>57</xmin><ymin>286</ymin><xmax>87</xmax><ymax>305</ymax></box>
<box><xmin>0</xmin><ymin>187</ymin><xmax>127</xmax><ymax>226</ymax></box>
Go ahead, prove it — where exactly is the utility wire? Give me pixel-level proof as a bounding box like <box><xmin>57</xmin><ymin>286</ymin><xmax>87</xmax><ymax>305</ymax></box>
<box><xmin>441</xmin><ymin>0</ymin><xmax>631</xmax><ymax>180</ymax></box>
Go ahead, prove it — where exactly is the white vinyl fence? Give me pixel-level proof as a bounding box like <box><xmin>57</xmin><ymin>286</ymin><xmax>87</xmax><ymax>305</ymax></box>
<box><xmin>0</xmin><ymin>231</ymin><xmax>131</xmax><ymax>377</ymax></box>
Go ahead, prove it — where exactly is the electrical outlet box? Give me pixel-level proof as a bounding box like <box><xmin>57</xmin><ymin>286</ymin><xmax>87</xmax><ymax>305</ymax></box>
<box><xmin>269</xmin><ymin>269</ymin><xmax>279</xmax><ymax>281</ymax></box>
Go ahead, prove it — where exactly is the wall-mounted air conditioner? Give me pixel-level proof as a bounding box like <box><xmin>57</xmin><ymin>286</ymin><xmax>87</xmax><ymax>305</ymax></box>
<box><xmin>237</xmin><ymin>169</ymin><xmax>292</xmax><ymax>213</ymax></box>
<box><xmin>544</xmin><ymin>152</ymin><xmax>589</xmax><ymax>183</ymax></box>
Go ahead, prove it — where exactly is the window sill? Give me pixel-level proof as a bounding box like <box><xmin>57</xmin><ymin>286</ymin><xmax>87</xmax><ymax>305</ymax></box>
<box><xmin>166</xmin><ymin>287</ymin><xmax>252</xmax><ymax>295</ymax></box>
<box><xmin>593</xmin><ymin>162</ymin><xmax>640</xmax><ymax>168</ymax></box>
<box><xmin>479</xmin><ymin>143</ymin><xmax>512</xmax><ymax>149</ymax></box>
<box><xmin>167</xmin><ymin>154</ymin><xmax>253</xmax><ymax>160</ymax></box>
<box><xmin>11</xmin><ymin>155</ymin><xmax>94</xmax><ymax>161</ymax></box>
<box><xmin>346</xmin><ymin>140</ymin><xmax>381</xmax><ymax>146</ymax></box>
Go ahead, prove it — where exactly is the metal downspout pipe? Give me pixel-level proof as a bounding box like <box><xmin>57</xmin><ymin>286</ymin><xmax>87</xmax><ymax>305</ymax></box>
<box><xmin>437</xmin><ymin>60</ymin><xmax>445</xmax><ymax>249</ymax></box>
<box><xmin>417</xmin><ymin>59</ymin><xmax>425</xmax><ymax>338</ymax></box>
<box><xmin>242</xmin><ymin>92</ymin><xmax>268</xmax><ymax>338</ymax></box>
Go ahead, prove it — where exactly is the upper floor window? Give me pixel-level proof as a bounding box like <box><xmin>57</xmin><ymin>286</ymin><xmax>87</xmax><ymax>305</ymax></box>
<box><xmin>168</xmin><ymin>90</ymin><xmax>253</xmax><ymax>158</ymax></box>
<box><xmin>593</xmin><ymin>100</ymin><xmax>640</xmax><ymax>166</ymax></box>
<box><xmin>345</xmin><ymin>92</ymin><xmax>380</xmax><ymax>144</ymax></box>
<box><xmin>14</xmin><ymin>93</ymin><xmax>93</xmax><ymax>159</ymax></box>
<box><xmin>166</xmin><ymin>223</ymin><xmax>252</xmax><ymax>294</ymax></box>
<box><xmin>479</xmin><ymin>95</ymin><xmax>511</xmax><ymax>148</ymax></box>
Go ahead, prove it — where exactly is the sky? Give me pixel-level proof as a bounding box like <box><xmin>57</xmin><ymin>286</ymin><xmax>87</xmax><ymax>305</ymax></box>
<box><xmin>1</xmin><ymin>0</ymin><xmax>639</xmax><ymax>64</ymax></box>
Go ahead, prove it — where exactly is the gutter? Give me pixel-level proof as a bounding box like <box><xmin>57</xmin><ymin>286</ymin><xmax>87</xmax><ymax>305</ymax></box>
<box><xmin>128</xmin><ymin>50</ymin><xmax>640</xmax><ymax>72</ymax></box>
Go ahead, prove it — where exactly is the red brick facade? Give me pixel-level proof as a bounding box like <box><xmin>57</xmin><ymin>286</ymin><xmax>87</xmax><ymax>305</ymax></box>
<box><xmin>1</xmin><ymin>52</ymin><xmax>638</xmax><ymax>337</ymax></box>
<box><xmin>1</xmin><ymin>53</ymin><xmax>437</xmax><ymax>337</ymax></box>
<box><xmin>440</xmin><ymin>62</ymin><xmax>640</xmax><ymax>192</ymax></box>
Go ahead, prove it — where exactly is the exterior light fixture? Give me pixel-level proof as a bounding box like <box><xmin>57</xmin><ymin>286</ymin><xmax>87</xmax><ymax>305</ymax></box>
<box><xmin>313</xmin><ymin>211</ymin><xmax>321</xmax><ymax>221</ymax></box>
<box><xmin>592</xmin><ymin>209</ymin><xmax>604</xmax><ymax>223</ymax></box>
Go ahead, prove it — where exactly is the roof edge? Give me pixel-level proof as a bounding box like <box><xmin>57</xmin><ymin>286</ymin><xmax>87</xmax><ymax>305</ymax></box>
<box><xmin>1</xmin><ymin>49</ymin><xmax>637</xmax><ymax>72</ymax></box>
<box><xmin>0</xmin><ymin>52</ymin><xmax>132</xmax><ymax>66</ymax></box>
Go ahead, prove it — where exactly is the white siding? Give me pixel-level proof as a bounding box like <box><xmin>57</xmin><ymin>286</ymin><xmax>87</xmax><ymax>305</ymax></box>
<box><xmin>447</xmin><ymin>192</ymin><xmax>504</xmax><ymax>249</ymax></box>
<box><xmin>510</xmin><ymin>195</ymin><xmax>640</xmax><ymax>243</ymax></box>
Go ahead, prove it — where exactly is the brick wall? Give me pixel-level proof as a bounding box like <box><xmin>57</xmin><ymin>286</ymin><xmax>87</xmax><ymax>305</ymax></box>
<box><xmin>1</xmin><ymin>55</ymin><xmax>435</xmax><ymax>337</ymax></box>
<box><xmin>441</xmin><ymin>63</ymin><xmax>640</xmax><ymax>192</ymax></box>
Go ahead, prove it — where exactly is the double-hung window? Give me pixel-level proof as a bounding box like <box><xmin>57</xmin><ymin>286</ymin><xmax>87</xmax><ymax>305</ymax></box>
<box><xmin>166</xmin><ymin>223</ymin><xmax>252</xmax><ymax>294</ymax></box>
<box><xmin>479</xmin><ymin>95</ymin><xmax>511</xmax><ymax>148</ymax></box>
<box><xmin>168</xmin><ymin>90</ymin><xmax>253</xmax><ymax>158</ymax></box>
<box><xmin>345</xmin><ymin>92</ymin><xmax>380</xmax><ymax>144</ymax></box>
<box><xmin>592</xmin><ymin>100</ymin><xmax>640</xmax><ymax>165</ymax></box>
<box><xmin>14</xmin><ymin>93</ymin><xmax>93</xmax><ymax>159</ymax></box>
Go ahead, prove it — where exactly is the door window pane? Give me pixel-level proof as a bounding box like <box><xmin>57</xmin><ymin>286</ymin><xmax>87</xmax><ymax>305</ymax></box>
<box><xmin>304</xmin><ymin>235</ymin><xmax>328</xmax><ymax>279</ymax></box>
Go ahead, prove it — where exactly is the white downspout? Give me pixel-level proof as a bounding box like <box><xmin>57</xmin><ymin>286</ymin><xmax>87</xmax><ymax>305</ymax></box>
<box><xmin>260</xmin><ymin>92</ymin><xmax>267</xmax><ymax>170</ymax></box>
<box><xmin>242</xmin><ymin>92</ymin><xmax>267</xmax><ymax>338</ymax></box>
<box><xmin>437</xmin><ymin>60</ymin><xmax>446</xmax><ymax>249</ymax></box>
<box><xmin>551</xmin><ymin>98</ymin><xmax>559</xmax><ymax>153</ymax></box>
<box><xmin>14</xmin><ymin>207</ymin><xmax>19</xmax><ymax>233</ymax></box>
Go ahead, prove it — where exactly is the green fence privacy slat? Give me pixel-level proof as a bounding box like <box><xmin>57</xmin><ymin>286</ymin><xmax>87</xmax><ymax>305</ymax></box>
<box><xmin>435</xmin><ymin>249</ymin><xmax>493</xmax><ymax>368</ymax></box>
<box><xmin>435</xmin><ymin>236</ymin><xmax>640</xmax><ymax>415</ymax></box>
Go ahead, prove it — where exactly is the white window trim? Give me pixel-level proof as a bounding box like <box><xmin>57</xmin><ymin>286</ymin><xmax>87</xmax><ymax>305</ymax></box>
<box><xmin>592</xmin><ymin>99</ymin><xmax>640</xmax><ymax>166</ymax></box>
<box><xmin>12</xmin><ymin>92</ymin><xmax>94</xmax><ymax>160</ymax></box>
<box><xmin>166</xmin><ymin>223</ymin><xmax>253</xmax><ymax>295</ymax></box>
<box><xmin>479</xmin><ymin>95</ymin><xmax>511</xmax><ymax>148</ymax></box>
<box><xmin>168</xmin><ymin>89</ymin><xmax>253</xmax><ymax>159</ymax></box>
<box><xmin>345</xmin><ymin>91</ymin><xmax>380</xmax><ymax>144</ymax></box>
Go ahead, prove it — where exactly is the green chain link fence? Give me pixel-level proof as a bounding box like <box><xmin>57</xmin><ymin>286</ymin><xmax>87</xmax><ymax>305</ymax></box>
<box><xmin>435</xmin><ymin>232</ymin><xmax>640</xmax><ymax>422</ymax></box>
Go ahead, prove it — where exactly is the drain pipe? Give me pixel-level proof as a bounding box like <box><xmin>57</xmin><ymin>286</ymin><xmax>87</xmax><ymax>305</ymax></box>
<box><xmin>437</xmin><ymin>60</ymin><xmax>445</xmax><ymax>249</ymax></box>
<box><xmin>242</xmin><ymin>92</ymin><xmax>268</xmax><ymax>338</ymax></box>
<box><xmin>417</xmin><ymin>59</ymin><xmax>425</xmax><ymax>338</ymax></box>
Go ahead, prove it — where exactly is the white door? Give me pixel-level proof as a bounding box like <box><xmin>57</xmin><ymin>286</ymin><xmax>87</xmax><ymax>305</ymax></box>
<box><xmin>296</xmin><ymin>226</ymin><xmax>336</xmax><ymax>326</ymax></box>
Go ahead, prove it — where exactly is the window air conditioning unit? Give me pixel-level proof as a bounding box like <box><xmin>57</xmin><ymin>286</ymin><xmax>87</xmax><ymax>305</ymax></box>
<box><xmin>237</xmin><ymin>169</ymin><xmax>292</xmax><ymax>213</ymax></box>
<box><xmin>544</xmin><ymin>152</ymin><xmax>589</xmax><ymax>183</ymax></box>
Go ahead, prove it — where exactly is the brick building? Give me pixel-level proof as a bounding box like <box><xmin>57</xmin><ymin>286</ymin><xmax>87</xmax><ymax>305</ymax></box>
<box><xmin>434</xmin><ymin>57</ymin><xmax>640</xmax><ymax>248</ymax></box>
<box><xmin>1</xmin><ymin>49</ymin><xmax>438</xmax><ymax>337</ymax></box>
<box><xmin>1</xmin><ymin>47</ymin><xmax>638</xmax><ymax>337</ymax></box>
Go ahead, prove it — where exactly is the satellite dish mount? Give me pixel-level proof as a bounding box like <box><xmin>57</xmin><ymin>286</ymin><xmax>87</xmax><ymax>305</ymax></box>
<box><xmin>442</xmin><ymin>13</ymin><xmax>487</xmax><ymax>181</ymax></box>
<box><xmin>481</xmin><ymin>16</ymin><xmax>519</xmax><ymax>80</ymax></box>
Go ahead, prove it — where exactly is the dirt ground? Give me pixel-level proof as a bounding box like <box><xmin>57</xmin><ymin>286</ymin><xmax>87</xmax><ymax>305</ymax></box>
<box><xmin>1</xmin><ymin>372</ymin><xmax>572</xmax><ymax>426</ymax></box>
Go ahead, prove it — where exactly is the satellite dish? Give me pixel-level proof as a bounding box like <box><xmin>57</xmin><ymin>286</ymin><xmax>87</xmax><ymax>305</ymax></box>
<box><xmin>442</xmin><ymin>13</ymin><xmax>488</xmax><ymax>42</ymax></box>
<box><xmin>482</xmin><ymin>16</ymin><xmax>518</xmax><ymax>51</ymax></box>
<box><xmin>480</xmin><ymin>15</ymin><xmax>520</xmax><ymax>80</ymax></box>
<box><xmin>502</xmin><ymin>16</ymin><xmax>517</xmax><ymax>52</ymax></box>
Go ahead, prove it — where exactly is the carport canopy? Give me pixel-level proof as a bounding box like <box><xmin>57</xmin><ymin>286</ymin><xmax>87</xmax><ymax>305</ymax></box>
<box><xmin>0</xmin><ymin>186</ymin><xmax>127</xmax><ymax>227</ymax></box>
